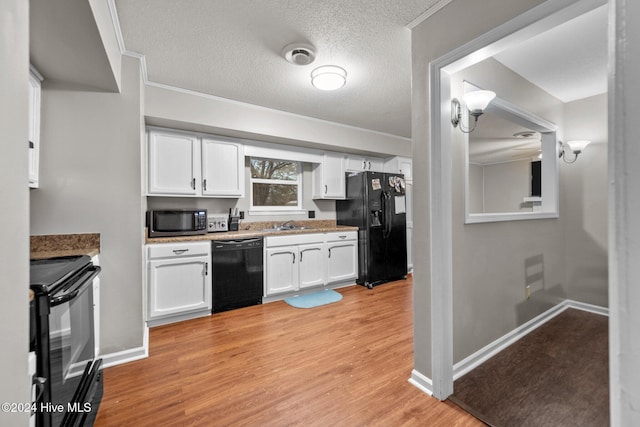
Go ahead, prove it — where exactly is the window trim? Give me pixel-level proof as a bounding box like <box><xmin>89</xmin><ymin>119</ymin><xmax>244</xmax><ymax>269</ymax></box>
<box><xmin>249</xmin><ymin>158</ymin><xmax>303</xmax><ymax>212</ymax></box>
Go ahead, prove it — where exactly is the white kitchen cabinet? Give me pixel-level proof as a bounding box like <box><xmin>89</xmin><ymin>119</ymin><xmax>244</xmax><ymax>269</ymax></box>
<box><xmin>312</xmin><ymin>151</ymin><xmax>346</xmax><ymax>199</ymax></box>
<box><xmin>147</xmin><ymin>128</ymin><xmax>244</xmax><ymax>198</ymax></box>
<box><xmin>202</xmin><ymin>137</ymin><xmax>245</xmax><ymax>197</ymax></box>
<box><xmin>265</xmin><ymin>234</ymin><xmax>328</xmax><ymax>296</ymax></box>
<box><xmin>265</xmin><ymin>246</ymin><xmax>298</xmax><ymax>295</ymax></box>
<box><xmin>264</xmin><ymin>232</ymin><xmax>357</xmax><ymax>297</ymax></box>
<box><xmin>384</xmin><ymin>156</ymin><xmax>412</xmax><ymax>180</ymax></box>
<box><xmin>148</xmin><ymin>128</ymin><xmax>199</xmax><ymax>195</ymax></box>
<box><xmin>147</xmin><ymin>241</ymin><xmax>212</xmax><ymax>326</ymax></box>
<box><xmin>346</xmin><ymin>155</ymin><xmax>384</xmax><ymax>173</ymax></box>
<box><xmin>28</xmin><ymin>67</ymin><xmax>43</xmax><ymax>189</ymax></box>
<box><xmin>298</xmin><ymin>243</ymin><xmax>327</xmax><ymax>288</ymax></box>
<box><xmin>326</xmin><ymin>232</ymin><xmax>358</xmax><ymax>283</ymax></box>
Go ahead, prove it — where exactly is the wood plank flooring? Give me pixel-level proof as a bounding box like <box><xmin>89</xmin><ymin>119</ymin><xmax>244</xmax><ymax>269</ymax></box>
<box><xmin>95</xmin><ymin>276</ymin><xmax>482</xmax><ymax>426</ymax></box>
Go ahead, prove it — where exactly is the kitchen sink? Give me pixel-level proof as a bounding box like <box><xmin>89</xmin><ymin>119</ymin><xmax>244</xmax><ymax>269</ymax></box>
<box><xmin>261</xmin><ymin>226</ymin><xmax>315</xmax><ymax>232</ymax></box>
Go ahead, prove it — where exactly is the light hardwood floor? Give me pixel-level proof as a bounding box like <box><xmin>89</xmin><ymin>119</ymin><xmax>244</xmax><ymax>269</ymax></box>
<box><xmin>95</xmin><ymin>276</ymin><xmax>482</xmax><ymax>426</ymax></box>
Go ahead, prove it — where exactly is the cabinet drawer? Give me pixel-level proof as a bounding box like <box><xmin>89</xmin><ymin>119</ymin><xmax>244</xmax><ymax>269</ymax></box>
<box><xmin>265</xmin><ymin>233</ymin><xmax>325</xmax><ymax>248</ymax></box>
<box><xmin>147</xmin><ymin>241</ymin><xmax>211</xmax><ymax>259</ymax></box>
<box><xmin>325</xmin><ymin>231</ymin><xmax>357</xmax><ymax>242</ymax></box>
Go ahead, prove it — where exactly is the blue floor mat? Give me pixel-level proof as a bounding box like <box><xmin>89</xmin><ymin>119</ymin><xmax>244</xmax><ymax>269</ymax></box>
<box><xmin>284</xmin><ymin>289</ymin><xmax>343</xmax><ymax>309</ymax></box>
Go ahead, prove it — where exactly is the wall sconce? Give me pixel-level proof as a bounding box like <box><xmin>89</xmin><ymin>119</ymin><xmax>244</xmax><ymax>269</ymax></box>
<box><xmin>451</xmin><ymin>90</ymin><xmax>496</xmax><ymax>133</ymax></box>
<box><xmin>311</xmin><ymin>65</ymin><xmax>347</xmax><ymax>91</ymax></box>
<box><xmin>558</xmin><ymin>140</ymin><xmax>591</xmax><ymax>163</ymax></box>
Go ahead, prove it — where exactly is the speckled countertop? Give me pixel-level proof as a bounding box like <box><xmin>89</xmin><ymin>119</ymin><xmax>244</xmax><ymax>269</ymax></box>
<box><xmin>145</xmin><ymin>220</ymin><xmax>358</xmax><ymax>244</ymax></box>
<box><xmin>30</xmin><ymin>233</ymin><xmax>101</xmax><ymax>260</ymax></box>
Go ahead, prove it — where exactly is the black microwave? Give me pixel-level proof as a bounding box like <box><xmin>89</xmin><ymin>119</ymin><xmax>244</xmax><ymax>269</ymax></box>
<box><xmin>147</xmin><ymin>209</ymin><xmax>207</xmax><ymax>237</ymax></box>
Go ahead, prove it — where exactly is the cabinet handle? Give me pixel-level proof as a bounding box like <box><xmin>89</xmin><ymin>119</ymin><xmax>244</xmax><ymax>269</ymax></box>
<box><xmin>173</xmin><ymin>249</ymin><xmax>189</xmax><ymax>254</ymax></box>
<box><xmin>368</xmin><ymin>161</ymin><xmax>371</xmax><ymax>170</ymax></box>
<box><xmin>324</xmin><ymin>184</ymin><xmax>328</xmax><ymax>194</ymax></box>
<box><xmin>362</xmin><ymin>160</ymin><xmax>366</xmax><ymax>170</ymax></box>
<box><xmin>205</xmin><ymin>262</ymin><xmax>208</xmax><ymax>276</ymax></box>
<box><xmin>191</xmin><ymin>178</ymin><xmax>196</xmax><ymax>190</ymax></box>
<box><xmin>203</xmin><ymin>179</ymin><xmax>207</xmax><ymax>191</ymax></box>
<box><xmin>292</xmin><ymin>253</ymin><xmax>296</xmax><ymax>264</ymax></box>
<box><xmin>299</xmin><ymin>250</ymin><xmax>303</xmax><ymax>263</ymax></box>
<box><xmin>328</xmin><ymin>248</ymin><xmax>332</xmax><ymax>258</ymax></box>
<box><xmin>338</xmin><ymin>235</ymin><xmax>347</xmax><ymax>239</ymax></box>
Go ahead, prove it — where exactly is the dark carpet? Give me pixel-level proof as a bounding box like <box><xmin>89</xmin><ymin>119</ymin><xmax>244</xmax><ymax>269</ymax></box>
<box><xmin>449</xmin><ymin>308</ymin><xmax>609</xmax><ymax>427</ymax></box>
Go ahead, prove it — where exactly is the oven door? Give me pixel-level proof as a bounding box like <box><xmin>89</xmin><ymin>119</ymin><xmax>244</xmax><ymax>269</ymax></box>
<box><xmin>48</xmin><ymin>265</ymin><xmax>101</xmax><ymax>426</ymax></box>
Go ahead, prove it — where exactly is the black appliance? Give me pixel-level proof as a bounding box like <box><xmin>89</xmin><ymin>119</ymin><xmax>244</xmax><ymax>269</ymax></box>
<box><xmin>147</xmin><ymin>209</ymin><xmax>207</xmax><ymax>238</ymax></box>
<box><xmin>336</xmin><ymin>171</ymin><xmax>407</xmax><ymax>288</ymax></box>
<box><xmin>211</xmin><ymin>238</ymin><xmax>263</xmax><ymax>312</ymax></box>
<box><xmin>30</xmin><ymin>255</ymin><xmax>102</xmax><ymax>427</ymax></box>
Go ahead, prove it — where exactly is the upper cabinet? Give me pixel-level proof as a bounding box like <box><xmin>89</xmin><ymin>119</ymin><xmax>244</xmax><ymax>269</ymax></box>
<box><xmin>147</xmin><ymin>128</ymin><xmax>244</xmax><ymax>198</ymax></box>
<box><xmin>346</xmin><ymin>155</ymin><xmax>384</xmax><ymax>173</ymax></box>
<box><xmin>384</xmin><ymin>156</ymin><xmax>412</xmax><ymax>181</ymax></box>
<box><xmin>28</xmin><ymin>67</ymin><xmax>43</xmax><ymax>189</ymax></box>
<box><xmin>201</xmin><ymin>137</ymin><xmax>245</xmax><ymax>197</ymax></box>
<box><xmin>312</xmin><ymin>151</ymin><xmax>346</xmax><ymax>200</ymax></box>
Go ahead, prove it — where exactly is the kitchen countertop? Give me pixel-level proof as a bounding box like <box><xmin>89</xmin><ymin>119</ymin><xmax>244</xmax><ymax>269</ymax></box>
<box><xmin>30</xmin><ymin>233</ymin><xmax>101</xmax><ymax>260</ymax></box>
<box><xmin>145</xmin><ymin>220</ymin><xmax>358</xmax><ymax>244</ymax></box>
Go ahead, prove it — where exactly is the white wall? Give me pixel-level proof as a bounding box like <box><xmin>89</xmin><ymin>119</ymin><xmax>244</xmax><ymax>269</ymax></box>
<box><xmin>30</xmin><ymin>56</ymin><xmax>146</xmax><ymax>356</ymax></box>
<box><xmin>0</xmin><ymin>1</ymin><xmax>31</xmax><ymax>424</ymax></box>
<box><xmin>144</xmin><ymin>83</ymin><xmax>411</xmax><ymax>158</ymax></box>
<box><xmin>561</xmin><ymin>93</ymin><xmax>608</xmax><ymax>306</ymax></box>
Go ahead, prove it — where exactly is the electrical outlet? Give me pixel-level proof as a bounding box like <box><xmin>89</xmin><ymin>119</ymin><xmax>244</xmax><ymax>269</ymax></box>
<box><xmin>308</xmin><ymin>210</ymin><xmax>316</xmax><ymax>218</ymax></box>
<box><xmin>239</xmin><ymin>211</ymin><xmax>244</xmax><ymax>219</ymax></box>
<box><xmin>526</xmin><ymin>285</ymin><xmax>531</xmax><ymax>299</ymax></box>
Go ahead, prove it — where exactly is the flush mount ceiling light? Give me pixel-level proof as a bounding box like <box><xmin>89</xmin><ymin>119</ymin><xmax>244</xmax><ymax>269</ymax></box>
<box><xmin>559</xmin><ymin>140</ymin><xmax>591</xmax><ymax>163</ymax></box>
<box><xmin>311</xmin><ymin>65</ymin><xmax>347</xmax><ymax>91</ymax></box>
<box><xmin>451</xmin><ymin>90</ymin><xmax>496</xmax><ymax>133</ymax></box>
<box><xmin>282</xmin><ymin>43</ymin><xmax>316</xmax><ymax>66</ymax></box>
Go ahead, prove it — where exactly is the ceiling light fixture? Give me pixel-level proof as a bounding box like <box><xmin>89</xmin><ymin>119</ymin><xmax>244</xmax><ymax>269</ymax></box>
<box><xmin>282</xmin><ymin>43</ymin><xmax>316</xmax><ymax>66</ymax></box>
<box><xmin>559</xmin><ymin>140</ymin><xmax>591</xmax><ymax>163</ymax></box>
<box><xmin>451</xmin><ymin>90</ymin><xmax>496</xmax><ymax>133</ymax></box>
<box><xmin>311</xmin><ymin>65</ymin><xmax>347</xmax><ymax>91</ymax></box>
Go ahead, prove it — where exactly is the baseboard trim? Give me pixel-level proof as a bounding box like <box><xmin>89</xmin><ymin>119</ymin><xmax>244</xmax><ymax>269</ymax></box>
<box><xmin>409</xmin><ymin>369</ymin><xmax>433</xmax><ymax>396</ymax></box>
<box><xmin>453</xmin><ymin>299</ymin><xmax>608</xmax><ymax>380</ymax></box>
<box><xmin>100</xmin><ymin>325</ymin><xmax>149</xmax><ymax>369</ymax></box>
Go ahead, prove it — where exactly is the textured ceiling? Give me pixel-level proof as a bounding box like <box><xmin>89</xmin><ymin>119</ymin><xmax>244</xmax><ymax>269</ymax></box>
<box><xmin>113</xmin><ymin>1</ymin><xmax>607</xmax><ymax>140</ymax></box>
<box><xmin>114</xmin><ymin>0</ymin><xmax>441</xmax><ymax>138</ymax></box>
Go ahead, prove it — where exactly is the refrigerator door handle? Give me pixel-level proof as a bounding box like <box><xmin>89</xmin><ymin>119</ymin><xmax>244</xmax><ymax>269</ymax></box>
<box><xmin>382</xmin><ymin>191</ymin><xmax>392</xmax><ymax>238</ymax></box>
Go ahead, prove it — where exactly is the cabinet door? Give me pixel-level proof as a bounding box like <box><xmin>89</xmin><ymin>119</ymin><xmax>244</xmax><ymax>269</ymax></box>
<box><xmin>148</xmin><ymin>130</ymin><xmax>199</xmax><ymax>195</ymax></box>
<box><xmin>314</xmin><ymin>152</ymin><xmax>345</xmax><ymax>199</ymax></box>
<box><xmin>346</xmin><ymin>155</ymin><xmax>367</xmax><ymax>172</ymax></box>
<box><xmin>398</xmin><ymin>158</ymin><xmax>412</xmax><ymax>180</ymax></box>
<box><xmin>298</xmin><ymin>244</ymin><xmax>326</xmax><ymax>288</ymax></box>
<box><xmin>148</xmin><ymin>256</ymin><xmax>211</xmax><ymax>319</ymax></box>
<box><xmin>202</xmin><ymin>138</ymin><xmax>245</xmax><ymax>197</ymax></box>
<box><xmin>28</xmin><ymin>70</ymin><xmax>41</xmax><ymax>188</ymax></box>
<box><xmin>327</xmin><ymin>241</ymin><xmax>358</xmax><ymax>283</ymax></box>
<box><xmin>367</xmin><ymin>158</ymin><xmax>385</xmax><ymax>172</ymax></box>
<box><xmin>265</xmin><ymin>247</ymin><xmax>298</xmax><ymax>295</ymax></box>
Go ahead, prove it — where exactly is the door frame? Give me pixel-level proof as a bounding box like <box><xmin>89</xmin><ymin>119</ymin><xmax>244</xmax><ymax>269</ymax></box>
<box><xmin>427</xmin><ymin>0</ymin><xmax>607</xmax><ymax>400</ymax></box>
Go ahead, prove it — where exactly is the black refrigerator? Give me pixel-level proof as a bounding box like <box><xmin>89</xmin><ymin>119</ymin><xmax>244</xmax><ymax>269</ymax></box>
<box><xmin>336</xmin><ymin>171</ymin><xmax>408</xmax><ymax>288</ymax></box>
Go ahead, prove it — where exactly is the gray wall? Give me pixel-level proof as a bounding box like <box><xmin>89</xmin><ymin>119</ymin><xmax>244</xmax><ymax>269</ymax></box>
<box><xmin>30</xmin><ymin>56</ymin><xmax>145</xmax><ymax>355</ymax></box>
<box><xmin>482</xmin><ymin>159</ymin><xmax>533</xmax><ymax>213</ymax></box>
<box><xmin>561</xmin><ymin>93</ymin><xmax>608</xmax><ymax>306</ymax></box>
<box><xmin>410</xmin><ymin>0</ymin><xmax>548</xmax><ymax>378</ymax></box>
<box><xmin>450</xmin><ymin>57</ymin><xmax>566</xmax><ymax>363</ymax></box>
<box><xmin>0</xmin><ymin>1</ymin><xmax>31</xmax><ymax>424</ymax></box>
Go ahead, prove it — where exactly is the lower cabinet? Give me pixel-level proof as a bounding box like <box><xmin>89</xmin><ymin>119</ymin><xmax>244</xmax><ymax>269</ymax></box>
<box><xmin>265</xmin><ymin>231</ymin><xmax>357</xmax><ymax>297</ymax></box>
<box><xmin>147</xmin><ymin>241</ymin><xmax>212</xmax><ymax>326</ymax></box>
<box><xmin>326</xmin><ymin>233</ymin><xmax>358</xmax><ymax>283</ymax></box>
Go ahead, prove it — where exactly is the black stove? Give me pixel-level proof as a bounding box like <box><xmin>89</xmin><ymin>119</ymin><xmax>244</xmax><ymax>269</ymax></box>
<box><xmin>30</xmin><ymin>255</ymin><xmax>102</xmax><ymax>427</ymax></box>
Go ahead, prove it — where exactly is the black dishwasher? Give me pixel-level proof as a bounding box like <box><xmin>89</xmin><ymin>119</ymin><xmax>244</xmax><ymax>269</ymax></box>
<box><xmin>212</xmin><ymin>238</ymin><xmax>263</xmax><ymax>313</ymax></box>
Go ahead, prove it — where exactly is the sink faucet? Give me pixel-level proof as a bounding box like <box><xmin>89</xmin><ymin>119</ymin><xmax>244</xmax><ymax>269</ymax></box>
<box><xmin>279</xmin><ymin>220</ymin><xmax>295</xmax><ymax>230</ymax></box>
